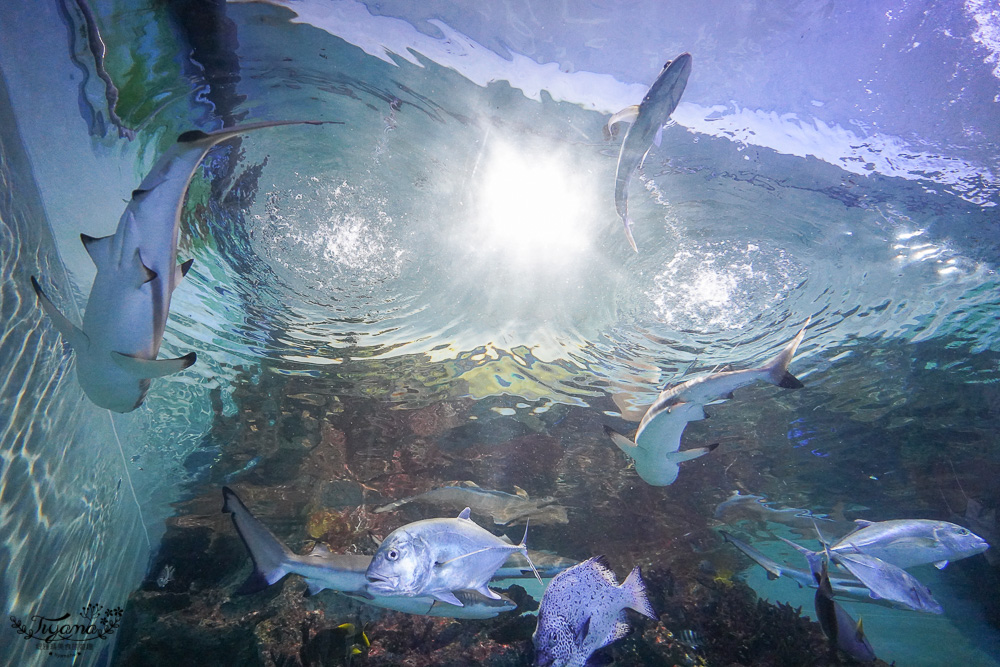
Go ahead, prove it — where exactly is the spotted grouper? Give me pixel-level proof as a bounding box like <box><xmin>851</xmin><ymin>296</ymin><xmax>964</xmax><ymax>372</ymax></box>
<box><xmin>532</xmin><ymin>556</ymin><xmax>656</xmax><ymax>667</ymax></box>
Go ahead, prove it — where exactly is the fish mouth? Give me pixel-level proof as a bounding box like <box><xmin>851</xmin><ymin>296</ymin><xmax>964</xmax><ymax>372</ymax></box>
<box><xmin>365</xmin><ymin>572</ymin><xmax>399</xmax><ymax>590</ymax></box>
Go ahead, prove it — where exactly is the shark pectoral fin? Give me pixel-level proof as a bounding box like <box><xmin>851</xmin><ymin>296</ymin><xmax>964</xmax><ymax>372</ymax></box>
<box><xmin>665</xmin><ymin>443</ymin><xmax>719</xmax><ymax>463</ymax></box>
<box><xmin>653</xmin><ymin>125</ymin><xmax>663</xmax><ymax>147</ymax></box>
<box><xmin>111</xmin><ymin>351</ymin><xmax>196</xmax><ymax>379</ymax></box>
<box><xmin>176</xmin><ymin>259</ymin><xmax>194</xmax><ymax>282</ymax></box>
<box><xmin>81</xmin><ymin>233</ymin><xmax>115</xmax><ymax>270</ymax></box>
<box><xmin>604</xmin><ymin>105</ymin><xmax>640</xmax><ymax>140</ymax></box>
<box><xmin>476</xmin><ymin>584</ymin><xmax>502</xmax><ymax>600</ymax></box>
<box><xmin>933</xmin><ymin>560</ymin><xmax>949</xmax><ymax>569</ymax></box>
<box><xmin>130</xmin><ymin>249</ymin><xmax>157</xmax><ymax>288</ymax></box>
<box><xmin>604</xmin><ymin>425</ymin><xmax>638</xmax><ymax>454</ymax></box>
<box><xmin>432</xmin><ymin>590</ymin><xmax>464</xmax><ymax>607</ymax></box>
<box><xmin>30</xmin><ymin>277</ymin><xmax>89</xmax><ymax>351</ymax></box>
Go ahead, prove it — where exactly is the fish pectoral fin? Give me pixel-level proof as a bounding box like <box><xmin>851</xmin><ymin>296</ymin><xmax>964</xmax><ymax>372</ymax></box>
<box><xmin>603</xmin><ymin>425</ymin><xmax>638</xmax><ymax>454</ymax></box>
<box><xmin>604</xmin><ymin>104</ymin><xmax>640</xmax><ymax>140</ymax></box>
<box><xmin>431</xmin><ymin>590</ymin><xmax>465</xmax><ymax>607</ymax></box>
<box><xmin>665</xmin><ymin>443</ymin><xmax>719</xmax><ymax>463</ymax></box>
<box><xmin>81</xmin><ymin>233</ymin><xmax>116</xmax><ymax>270</ymax></box>
<box><xmin>575</xmin><ymin>616</ymin><xmax>591</xmax><ymax>643</ymax></box>
<box><xmin>933</xmin><ymin>560</ymin><xmax>949</xmax><ymax>569</ymax></box>
<box><xmin>30</xmin><ymin>277</ymin><xmax>89</xmax><ymax>351</ymax></box>
<box><xmin>111</xmin><ymin>351</ymin><xmax>197</xmax><ymax>379</ymax></box>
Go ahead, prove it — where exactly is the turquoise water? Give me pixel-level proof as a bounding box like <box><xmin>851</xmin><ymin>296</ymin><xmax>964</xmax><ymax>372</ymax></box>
<box><xmin>2</xmin><ymin>1</ymin><xmax>999</xmax><ymax>665</ymax></box>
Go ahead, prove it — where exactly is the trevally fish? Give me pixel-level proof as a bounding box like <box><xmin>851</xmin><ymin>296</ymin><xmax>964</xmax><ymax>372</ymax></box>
<box><xmin>375</xmin><ymin>481</ymin><xmax>569</xmax><ymax>526</ymax></box>
<box><xmin>814</xmin><ymin>560</ymin><xmax>877</xmax><ymax>663</ymax></box>
<box><xmin>609</xmin><ymin>52</ymin><xmax>692</xmax><ymax>251</ymax></box>
<box><xmin>365</xmin><ymin>508</ymin><xmax>543</xmax><ymax>607</ymax></box>
<box><xmin>222</xmin><ymin>486</ymin><xmax>530</xmax><ymax>618</ymax></box>
<box><xmin>604</xmin><ymin>319</ymin><xmax>808</xmax><ymax>486</ymax></box>
<box><xmin>31</xmin><ymin>120</ymin><xmax>334</xmax><ymax>412</ymax></box>
<box><xmin>829</xmin><ymin>549</ymin><xmax>943</xmax><ymax>614</ymax></box>
<box><xmin>532</xmin><ymin>555</ymin><xmax>656</xmax><ymax>667</ymax></box>
<box><xmin>793</xmin><ymin>518</ymin><xmax>989</xmax><ymax>570</ymax></box>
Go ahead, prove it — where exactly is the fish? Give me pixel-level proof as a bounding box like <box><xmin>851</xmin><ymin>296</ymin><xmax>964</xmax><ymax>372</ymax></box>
<box><xmin>375</xmin><ymin>481</ymin><xmax>569</xmax><ymax>526</ymax></box>
<box><xmin>604</xmin><ymin>319</ymin><xmax>808</xmax><ymax>485</ymax></box>
<box><xmin>30</xmin><ymin>120</ymin><xmax>335</xmax><ymax>412</ymax></box>
<box><xmin>813</xmin><ymin>560</ymin><xmax>877</xmax><ymax>663</ymax></box>
<box><xmin>827</xmin><ymin>549</ymin><xmax>943</xmax><ymax>614</ymax></box>
<box><xmin>365</xmin><ymin>508</ymin><xmax>543</xmax><ymax>607</ymax></box>
<box><xmin>221</xmin><ymin>486</ymin><xmax>527</xmax><ymax>618</ymax></box>
<box><xmin>610</xmin><ymin>53</ymin><xmax>692</xmax><ymax>251</ymax></box>
<box><xmin>156</xmin><ymin>564</ymin><xmax>175</xmax><ymax>588</ymax></box>
<box><xmin>788</xmin><ymin>518</ymin><xmax>990</xmax><ymax>570</ymax></box>
<box><xmin>532</xmin><ymin>555</ymin><xmax>656</xmax><ymax>667</ymax></box>
<box><xmin>714</xmin><ymin>491</ymin><xmax>856</xmax><ymax>537</ymax></box>
<box><xmin>720</xmin><ymin>531</ymin><xmax>873</xmax><ymax>600</ymax></box>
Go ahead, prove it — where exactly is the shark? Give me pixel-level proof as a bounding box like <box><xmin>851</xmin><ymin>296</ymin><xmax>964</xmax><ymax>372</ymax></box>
<box><xmin>31</xmin><ymin>120</ymin><xmax>333</xmax><ymax>412</ymax></box>
<box><xmin>609</xmin><ymin>52</ymin><xmax>692</xmax><ymax>251</ymax></box>
<box><xmin>604</xmin><ymin>318</ymin><xmax>809</xmax><ymax>486</ymax></box>
<box><xmin>221</xmin><ymin>487</ymin><xmax>567</xmax><ymax>618</ymax></box>
<box><xmin>374</xmin><ymin>481</ymin><xmax>568</xmax><ymax>526</ymax></box>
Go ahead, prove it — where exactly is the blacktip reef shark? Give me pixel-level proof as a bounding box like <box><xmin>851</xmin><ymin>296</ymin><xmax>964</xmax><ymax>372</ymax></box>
<box><xmin>604</xmin><ymin>318</ymin><xmax>809</xmax><ymax>486</ymax></box>
<box><xmin>31</xmin><ymin>120</ymin><xmax>334</xmax><ymax>412</ymax></box>
<box><xmin>222</xmin><ymin>487</ymin><xmax>568</xmax><ymax>618</ymax></box>
<box><xmin>607</xmin><ymin>52</ymin><xmax>692</xmax><ymax>251</ymax></box>
<box><xmin>375</xmin><ymin>481</ymin><xmax>569</xmax><ymax>526</ymax></box>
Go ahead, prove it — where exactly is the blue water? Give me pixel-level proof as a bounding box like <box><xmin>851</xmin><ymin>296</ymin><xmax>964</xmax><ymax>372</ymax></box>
<box><xmin>2</xmin><ymin>1</ymin><xmax>999</xmax><ymax>665</ymax></box>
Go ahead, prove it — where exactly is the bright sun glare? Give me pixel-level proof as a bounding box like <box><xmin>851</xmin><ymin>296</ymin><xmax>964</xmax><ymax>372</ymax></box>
<box><xmin>474</xmin><ymin>140</ymin><xmax>597</xmax><ymax>268</ymax></box>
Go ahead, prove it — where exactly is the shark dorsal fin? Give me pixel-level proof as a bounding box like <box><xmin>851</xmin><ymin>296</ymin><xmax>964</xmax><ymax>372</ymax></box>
<box><xmin>513</xmin><ymin>485</ymin><xmax>529</xmax><ymax>499</ymax></box>
<box><xmin>458</xmin><ymin>507</ymin><xmax>471</xmax><ymax>520</ymax></box>
<box><xmin>81</xmin><ymin>233</ymin><xmax>115</xmax><ymax>270</ymax></box>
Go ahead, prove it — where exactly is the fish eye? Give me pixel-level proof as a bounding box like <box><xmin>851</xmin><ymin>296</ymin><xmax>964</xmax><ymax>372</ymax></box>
<box><xmin>958</xmin><ymin>528</ymin><xmax>969</xmax><ymax>535</ymax></box>
<box><xmin>387</xmin><ymin>548</ymin><xmax>399</xmax><ymax>561</ymax></box>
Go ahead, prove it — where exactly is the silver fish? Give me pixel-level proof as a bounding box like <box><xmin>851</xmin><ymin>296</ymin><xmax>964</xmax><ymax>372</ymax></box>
<box><xmin>375</xmin><ymin>482</ymin><xmax>568</xmax><ymax>526</ymax></box>
<box><xmin>532</xmin><ymin>555</ymin><xmax>656</xmax><ymax>667</ymax></box>
<box><xmin>610</xmin><ymin>53</ymin><xmax>692</xmax><ymax>251</ymax></box>
<box><xmin>605</xmin><ymin>319</ymin><xmax>808</xmax><ymax>485</ymax></box>
<box><xmin>814</xmin><ymin>560</ymin><xmax>877</xmax><ymax>663</ymax></box>
<box><xmin>365</xmin><ymin>508</ymin><xmax>543</xmax><ymax>607</ymax></box>
<box><xmin>830</xmin><ymin>549</ymin><xmax>942</xmax><ymax>614</ymax></box>
<box><xmin>31</xmin><ymin>120</ymin><xmax>334</xmax><ymax>412</ymax></box>
<box><xmin>221</xmin><ymin>486</ymin><xmax>529</xmax><ymax>619</ymax></box>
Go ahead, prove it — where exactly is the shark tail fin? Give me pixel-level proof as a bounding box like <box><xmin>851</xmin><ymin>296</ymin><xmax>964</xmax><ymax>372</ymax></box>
<box><xmin>621</xmin><ymin>565</ymin><xmax>657</xmax><ymax>620</ymax></box>
<box><xmin>778</xmin><ymin>535</ymin><xmax>824</xmax><ymax>581</ymax></box>
<box><xmin>623</xmin><ymin>217</ymin><xmax>638</xmax><ymax>253</ymax></box>
<box><xmin>30</xmin><ymin>277</ymin><xmax>89</xmax><ymax>351</ymax></box>
<box><xmin>517</xmin><ymin>520</ymin><xmax>544</xmax><ymax>586</ymax></box>
<box><xmin>762</xmin><ymin>317</ymin><xmax>810</xmax><ymax>388</ymax></box>
<box><xmin>222</xmin><ymin>486</ymin><xmax>294</xmax><ymax>594</ymax></box>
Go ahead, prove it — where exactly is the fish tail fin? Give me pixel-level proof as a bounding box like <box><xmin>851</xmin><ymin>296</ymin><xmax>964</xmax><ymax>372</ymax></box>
<box><xmin>664</xmin><ymin>443</ymin><xmax>719</xmax><ymax>464</ymax></box>
<box><xmin>778</xmin><ymin>535</ymin><xmax>823</xmax><ymax>581</ymax></box>
<box><xmin>517</xmin><ymin>520</ymin><xmax>544</xmax><ymax>585</ymax></box>
<box><xmin>221</xmin><ymin>486</ymin><xmax>294</xmax><ymax>594</ymax></box>
<box><xmin>621</xmin><ymin>566</ymin><xmax>657</xmax><ymax>620</ymax></box>
<box><xmin>603</xmin><ymin>425</ymin><xmax>637</xmax><ymax>454</ymax></box>
<box><xmin>762</xmin><ymin>317</ymin><xmax>810</xmax><ymax>388</ymax></box>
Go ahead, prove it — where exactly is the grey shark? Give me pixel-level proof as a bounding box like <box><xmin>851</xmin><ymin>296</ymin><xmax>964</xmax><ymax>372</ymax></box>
<box><xmin>221</xmin><ymin>486</ymin><xmax>534</xmax><ymax>618</ymax></box>
<box><xmin>31</xmin><ymin>120</ymin><xmax>332</xmax><ymax>412</ymax></box>
<box><xmin>610</xmin><ymin>52</ymin><xmax>692</xmax><ymax>251</ymax></box>
<box><xmin>604</xmin><ymin>319</ymin><xmax>808</xmax><ymax>486</ymax></box>
<box><xmin>375</xmin><ymin>481</ymin><xmax>568</xmax><ymax>526</ymax></box>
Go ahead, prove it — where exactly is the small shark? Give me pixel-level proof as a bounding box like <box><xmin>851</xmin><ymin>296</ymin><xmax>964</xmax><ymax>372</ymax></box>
<box><xmin>222</xmin><ymin>487</ymin><xmax>552</xmax><ymax>618</ymax></box>
<box><xmin>609</xmin><ymin>52</ymin><xmax>692</xmax><ymax>251</ymax></box>
<box><xmin>31</xmin><ymin>120</ymin><xmax>333</xmax><ymax>412</ymax></box>
<box><xmin>604</xmin><ymin>319</ymin><xmax>808</xmax><ymax>486</ymax></box>
<box><xmin>375</xmin><ymin>481</ymin><xmax>568</xmax><ymax>526</ymax></box>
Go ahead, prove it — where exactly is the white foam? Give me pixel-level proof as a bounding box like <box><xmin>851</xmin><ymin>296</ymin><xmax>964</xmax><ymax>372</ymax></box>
<box><xmin>242</xmin><ymin>0</ymin><xmax>997</xmax><ymax>206</ymax></box>
<box><xmin>966</xmin><ymin>0</ymin><xmax>1000</xmax><ymax>82</ymax></box>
